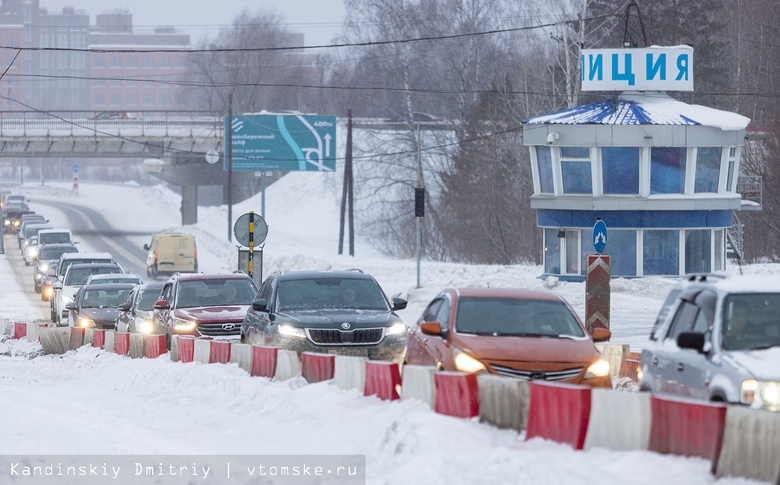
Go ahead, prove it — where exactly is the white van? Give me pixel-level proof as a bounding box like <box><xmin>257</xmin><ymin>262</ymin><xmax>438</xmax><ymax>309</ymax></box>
<box><xmin>144</xmin><ymin>232</ymin><xmax>197</xmax><ymax>278</ymax></box>
<box><xmin>37</xmin><ymin>229</ymin><xmax>75</xmax><ymax>246</ymax></box>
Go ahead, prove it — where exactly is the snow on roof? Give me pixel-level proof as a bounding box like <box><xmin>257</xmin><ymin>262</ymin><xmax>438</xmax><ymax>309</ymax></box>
<box><xmin>524</xmin><ymin>91</ymin><xmax>751</xmax><ymax>131</ymax></box>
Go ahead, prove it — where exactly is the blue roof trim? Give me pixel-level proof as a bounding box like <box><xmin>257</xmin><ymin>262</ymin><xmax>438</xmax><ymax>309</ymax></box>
<box><xmin>523</xmin><ymin>97</ymin><xmax>701</xmax><ymax>126</ymax></box>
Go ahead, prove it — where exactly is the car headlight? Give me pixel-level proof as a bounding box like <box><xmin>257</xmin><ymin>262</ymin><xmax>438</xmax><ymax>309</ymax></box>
<box><xmin>386</xmin><ymin>322</ymin><xmax>406</xmax><ymax>335</ymax></box>
<box><xmin>585</xmin><ymin>359</ymin><xmax>611</xmax><ymax>378</ymax></box>
<box><xmin>137</xmin><ymin>319</ymin><xmax>154</xmax><ymax>334</ymax></box>
<box><xmin>78</xmin><ymin>317</ymin><xmax>94</xmax><ymax>328</ymax></box>
<box><xmin>3</xmin><ymin>220</ymin><xmax>9</xmax><ymax>226</ymax></box>
<box><xmin>172</xmin><ymin>317</ymin><xmax>197</xmax><ymax>331</ymax></box>
<box><xmin>761</xmin><ymin>382</ymin><xmax>780</xmax><ymax>406</ymax></box>
<box><xmin>278</xmin><ymin>324</ymin><xmax>306</xmax><ymax>338</ymax></box>
<box><xmin>35</xmin><ymin>273</ymin><xmax>43</xmax><ymax>281</ymax></box>
<box><xmin>453</xmin><ymin>349</ymin><xmax>486</xmax><ymax>373</ymax></box>
<box><xmin>25</xmin><ymin>247</ymin><xmax>38</xmax><ymax>258</ymax></box>
<box><xmin>39</xmin><ymin>263</ymin><xmax>49</xmax><ymax>273</ymax></box>
<box><xmin>742</xmin><ymin>380</ymin><xmax>780</xmax><ymax>407</ymax></box>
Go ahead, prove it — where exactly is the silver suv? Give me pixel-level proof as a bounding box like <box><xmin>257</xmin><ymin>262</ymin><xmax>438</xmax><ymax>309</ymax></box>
<box><xmin>640</xmin><ymin>274</ymin><xmax>780</xmax><ymax>411</ymax></box>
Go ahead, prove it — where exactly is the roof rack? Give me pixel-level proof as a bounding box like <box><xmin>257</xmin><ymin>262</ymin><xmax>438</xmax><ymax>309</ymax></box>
<box><xmin>344</xmin><ymin>268</ymin><xmax>364</xmax><ymax>273</ymax></box>
<box><xmin>684</xmin><ymin>273</ymin><xmax>728</xmax><ymax>283</ymax></box>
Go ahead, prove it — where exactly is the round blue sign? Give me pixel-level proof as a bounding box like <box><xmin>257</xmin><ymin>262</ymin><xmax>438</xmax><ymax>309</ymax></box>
<box><xmin>72</xmin><ymin>165</ymin><xmax>79</xmax><ymax>174</ymax></box>
<box><xmin>593</xmin><ymin>220</ymin><xmax>607</xmax><ymax>254</ymax></box>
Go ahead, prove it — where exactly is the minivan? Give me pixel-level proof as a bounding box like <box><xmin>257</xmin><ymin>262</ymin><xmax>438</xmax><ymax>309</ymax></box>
<box><xmin>144</xmin><ymin>232</ymin><xmax>197</xmax><ymax>278</ymax></box>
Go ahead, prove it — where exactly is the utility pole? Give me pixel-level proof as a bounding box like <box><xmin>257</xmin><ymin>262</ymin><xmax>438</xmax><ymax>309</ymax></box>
<box><xmin>227</xmin><ymin>93</ymin><xmax>233</xmax><ymax>243</ymax></box>
<box><xmin>415</xmin><ymin>122</ymin><xmax>423</xmax><ymax>289</ymax></box>
<box><xmin>339</xmin><ymin>109</ymin><xmax>354</xmax><ymax>256</ymax></box>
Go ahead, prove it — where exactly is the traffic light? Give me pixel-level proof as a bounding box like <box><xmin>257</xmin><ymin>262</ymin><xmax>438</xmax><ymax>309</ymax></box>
<box><xmin>414</xmin><ymin>188</ymin><xmax>425</xmax><ymax>217</ymax></box>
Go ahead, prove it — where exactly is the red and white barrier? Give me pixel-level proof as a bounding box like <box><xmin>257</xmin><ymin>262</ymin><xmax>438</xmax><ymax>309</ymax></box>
<box><xmin>170</xmin><ymin>335</ymin><xmax>179</xmax><ymax>361</ymax></box>
<box><xmin>648</xmin><ymin>395</ymin><xmax>727</xmax><ymax>470</ymax></box>
<box><xmin>194</xmin><ymin>338</ymin><xmax>211</xmax><ymax>363</ymax></box>
<box><xmin>584</xmin><ymin>388</ymin><xmax>651</xmax><ymax>451</ymax></box>
<box><xmin>526</xmin><ymin>381</ymin><xmax>592</xmax><ymax>450</ymax></box>
<box><xmin>333</xmin><ymin>356</ymin><xmax>366</xmax><ymax>391</ymax></box>
<box><xmin>229</xmin><ymin>343</ymin><xmax>253</xmax><ymax>373</ymax></box>
<box><xmin>84</xmin><ymin>328</ymin><xmax>94</xmax><ymax>346</ymax></box>
<box><xmin>144</xmin><ymin>334</ymin><xmax>167</xmax><ymax>359</ymax></box>
<box><xmin>114</xmin><ymin>332</ymin><xmax>130</xmax><ymax>355</ymax></box>
<box><xmin>400</xmin><ymin>365</ymin><xmax>436</xmax><ymax>407</ymax></box>
<box><xmin>477</xmin><ymin>375</ymin><xmax>530</xmax><ymax>431</ymax></box>
<box><xmin>129</xmin><ymin>333</ymin><xmax>145</xmax><ymax>358</ymax></box>
<box><xmin>364</xmin><ymin>361</ymin><xmax>401</xmax><ymax>401</ymax></box>
<box><xmin>301</xmin><ymin>352</ymin><xmax>335</xmax><ymax>383</ymax></box>
<box><xmin>177</xmin><ymin>336</ymin><xmax>196</xmax><ymax>363</ymax></box>
<box><xmin>434</xmin><ymin>371</ymin><xmax>479</xmax><ymax>418</ymax></box>
<box><xmin>69</xmin><ymin>327</ymin><xmax>85</xmax><ymax>350</ymax></box>
<box><xmin>251</xmin><ymin>346</ymin><xmax>278</xmax><ymax>378</ymax></box>
<box><xmin>26</xmin><ymin>323</ymin><xmax>49</xmax><ymax>343</ymax></box>
<box><xmin>274</xmin><ymin>349</ymin><xmax>301</xmax><ymax>381</ymax></box>
<box><xmin>620</xmin><ymin>352</ymin><xmax>641</xmax><ymax>381</ymax></box>
<box><xmin>14</xmin><ymin>321</ymin><xmax>27</xmax><ymax>340</ymax></box>
<box><xmin>208</xmin><ymin>341</ymin><xmax>232</xmax><ymax>364</ymax></box>
<box><xmin>39</xmin><ymin>327</ymin><xmax>69</xmax><ymax>354</ymax></box>
<box><xmin>716</xmin><ymin>405</ymin><xmax>780</xmax><ymax>482</ymax></box>
<box><xmin>92</xmin><ymin>329</ymin><xmax>106</xmax><ymax>349</ymax></box>
<box><xmin>104</xmin><ymin>330</ymin><xmax>115</xmax><ymax>353</ymax></box>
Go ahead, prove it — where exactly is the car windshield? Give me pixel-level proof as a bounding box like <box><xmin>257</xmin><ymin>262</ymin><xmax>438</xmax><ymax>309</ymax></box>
<box><xmin>276</xmin><ymin>277</ymin><xmax>389</xmax><ymax>312</ymax></box>
<box><xmin>65</xmin><ymin>266</ymin><xmax>120</xmax><ymax>285</ymax></box>
<box><xmin>722</xmin><ymin>294</ymin><xmax>780</xmax><ymax>351</ymax></box>
<box><xmin>90</xmin><ymin>277</ymin><xmax>141</xmax><ymax>285</ymax></box>
<box><xmin>137</xmin><ymin>288</ymin><xmax>163</xmax><ymax>311</ymax></box>
<box><xmin>176</xmin><ymin>279</ymin><xmax>255</xmax><ymax>308</ymax></box>
<box><xmin>454</xmin><ymin>297</ymin><xmax>586</xmax><ymax>337</ymax></box>
<box><xmin>39</xmin><ymin>246</ymin><xmax>77</xmax><ymax>260</ymax></box>
<box><xmin>40</xmin><ymin>233</ymin><xmax>71</xmax><ymax>243</ymax></box>
<box><xmin>82</xmin><ymin>289</ymin><xmax>132</xmax><ymax>308</ymax></box>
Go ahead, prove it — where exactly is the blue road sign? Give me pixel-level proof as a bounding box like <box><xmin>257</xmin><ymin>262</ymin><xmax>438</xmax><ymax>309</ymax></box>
<box><xmin>72</xmin><ymin>164</ymin><xmax>79</xmax><ymax>174</ymax></box>
<box><xmin>224</xmin><ymin>114</ymin><xmax>337</xmax><ymax>171</ymax></box>
<box><xmin>593</xmin><ymin>219</ymin><xmax>607</xmax><ymax>254</ymax></box>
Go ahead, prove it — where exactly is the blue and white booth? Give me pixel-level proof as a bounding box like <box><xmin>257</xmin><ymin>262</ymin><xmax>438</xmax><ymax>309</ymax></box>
<box><xmin>523</xmin><ymin>90</ymin><xmax>750</xmax><ymax>279</ymax></box>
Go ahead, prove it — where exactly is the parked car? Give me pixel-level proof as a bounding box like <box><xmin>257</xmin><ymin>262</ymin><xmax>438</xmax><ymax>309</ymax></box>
<box><xmin>403</xmin><ymin>288</ymin><xmax>612</xmax><ymax>386</ymax></box>
<box><xmin>153</xmin><ymin>272</ymin><xmax>257</xmax><ymax>347</ymax></box>
<box><xmin>33</xmin><ymin>243</ymin><xmax>78</xmax><ymax>293</ymax></box>
<box><xmin>144</xmin><ymin>232</ymin><xmax>197</xmax><ymax>278</ymax></box>
<box><xmin>52</xmin><ymin>261</ymin><xmax>123</xmax><ymax>325</ymax></box>
<box><xmin>66</xmin><ymin>283</ymin><xmax>136</xmax><ymax>329</ymax></box>
<box><xmin>240</xmin><ymin>270</ymin><xmax>408</xmax><ymax>361</ymax></box>
<box><xmin>117</xmin><ymin>282</ymin><xmax>165</xmax><ymax>333</ymax></box>
<box><xmin>639</xmin><ymin>274</ymin><xmax>780</xmax><ymax>411</ymax></box>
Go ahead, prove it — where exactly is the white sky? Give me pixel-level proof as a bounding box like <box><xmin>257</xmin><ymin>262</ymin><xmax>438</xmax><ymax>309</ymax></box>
<box><xmin>39</xmin><ymin>0</ymin><xmax>347</xmax><ymax>46</ymax></box>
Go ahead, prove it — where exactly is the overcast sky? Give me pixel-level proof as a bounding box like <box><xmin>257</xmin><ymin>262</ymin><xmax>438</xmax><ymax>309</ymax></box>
<box><xmin>40</xmin><ymin>0</ymin><xmax>347</xmax><ymax>46</ymax></box>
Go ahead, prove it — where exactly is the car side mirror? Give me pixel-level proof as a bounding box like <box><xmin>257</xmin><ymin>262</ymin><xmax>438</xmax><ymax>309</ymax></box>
<box><xmin>392</xmin><ymin>297</ymin><xmax>408</xmax><ymax>311</ymax></box>
<box><xmin>143</xmin><ymin>244</ymin><xmax>150</xmax><ymax>251</ymax></box>
<box><xmin>420</xmin><ymin>321</ymin><xmax>443</xmax><ymax>336</ymax></box>
<box><xmin>591</xmin><ymin>326</ymin><xmax>611</xmax><ymax>342</ymax></box>
<box><xmin>677</xmin><ymin>331</ymin><xmax>706</xmax><ymax>353</ymax></box>
<box><xmin>52</xmin><ymin>282</ymin><xmax>62</xmax><ymax>290</ymax></box>
<box><xmin>118</xmin><ymin>302</ymin><xmax>131</xmax><ymax>312</ymax></box>
<box><xmin>251</xmin><ymin>299</ymin><xmax>269</xmax><ymax>312</ymax></box>
<box><xmin>65</xmin><ymin>302</ymin><xmax>76</xmax><ymax>310</ymax></box>
<box><xmin>153</xmin><ymin>299</ymin><xmax>170</xmax><ymax>310</ymax></box>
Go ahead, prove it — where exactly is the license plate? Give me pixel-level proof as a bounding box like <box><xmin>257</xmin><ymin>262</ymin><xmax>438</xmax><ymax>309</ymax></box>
<box><xmin>160</xmin><ymin>263</ymin><xmax>174</xmax><ymax>268</ymax></box>
<box><xmin>327</xmin><ymin>348</ymin><xmax>368</xmax><ymax>357</ymax></box>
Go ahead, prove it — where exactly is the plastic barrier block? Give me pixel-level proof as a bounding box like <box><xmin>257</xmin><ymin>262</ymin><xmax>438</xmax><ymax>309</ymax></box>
<box><xmin>114</xmin><ymin>332</ymin><xmax>130</xmax><ymax>355</ymax></box>
<box><xmin>526</xmin><ymin>381</ymin><xmax>592</xmax><ymax>450</ymax></box>
<box><xmin>209</xmin><ymin>340</ymin><xmax>232</xmax><ymax>364</ymax></box>
<box><xmin>129</xmin><ymin>333</ymin><xmax>145</xmax><ymax>358</ymax></box>
<box><xmin>27</xmin><ymin>323</ymin><xmax>49</xmax><ymax>343</ymax></box>
<box><xmin>39</xmin><ymin>327</ymin><xmax>69</xmax><ymax>355</ymax></box>
<box><xmin>274</xmin><ymin>349</ymin><xmax>302</xmax><ymax>381</ymax></box>
<box><xmin>178</xmin><ymin>336</ymin><xmax>196</xmax><ymax>363</ymax></box>
<box><xmin>478</xmin><ymin>375</ymin><xmax>530</xmax><ymax>432</ymax></box>
<box><xmin>584</xmin><ymin>388</ymin><xmax>651</xmax><ymax>451</ymax></box>
<box><xmin>84</xmin><ymin>328</ymin><xmax>94</xmax><ymax>346</ymax></box>
<box><xmin>434</xmin><ymin>371</ymin><xmax>479</xmax><ymax>419</ymax></box>
<box><xmin>716</xmin><ymin>406</ymin><xmax>780</xmax><ymax>482</ymax></box>
<box><xmin>92</xmin><ymin>329</ymin><xmax>106</xmax><ymax>349</ymax></box>
<box><xmin>13</xmin><ymin>322</ymin><xmax>27</xmax><ymax>340</ymax></box>
<box><xmin>333</xmin><ymin>356</ymin><xmax>367</xmax><ymax>391</ymax></box>
<box><xmin>144</xmin><ymin>334</ymin><xmax>167</xmax><ymax>358</ymax></box>
<box><xmin>2</xmin><ymin>318</ymin><xmax>10</xmax><ymax>337</ymax></box>
<box><xmin>401</xmin><ymin>365</ymin><xmax>437</xmax><ymax>407</ymax></box>
<box><xmin>364</xmin><ymin>361</ymin><xmax>401</xmax><ymax>400</ymax></box>
<box><xmin>301</xmin><ymin>352</ymin><xmax>335</xmax><ymax>383</ymax></box>
<box><xmin>68</xmin><ymin>327</ymin><xmax>85</xmax><ymax>350</ymax></box>
<box><xmin>648</xmin><ymin>395</ymin><xmax>727</xmax><ymax>468</ymax></box>
<box><xmin>104</xmin><ymin>330</ymin><xmax>116</xmax><ymax>353</ymax></box>
<box><xmin>229</xmin><ymin>343</ymin><xmax>253</xmax><ymax>374</ymax></box>
<box><xmin>620</xmin><ymin>351</ymin><xmax>641</xmax><ymax>381</ymax></box>
<box><xmin>251</xmin><ymin>346</ymin><xmax>278</xmax><ymax>378</ymax></box>
<box><xmin>595</xmin><ymin>342</ymin><xmax>629</xmax><ymax>379</ymax></box>
<box><xmin>194</xmin><ymin>338</ymin><xmax>211</xmax><ymax>364</ymax></box>
<box><xmin>170</xmin><ymin>335</ymin><xmax>179</xmax><ymax>362</ymax></box>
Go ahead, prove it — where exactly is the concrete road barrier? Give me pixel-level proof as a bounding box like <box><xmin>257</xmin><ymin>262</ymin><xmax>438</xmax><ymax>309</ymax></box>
<box><xmin>39</xmin><ymin>327</ymin><xmax>69</xmax><ymax>354</ymax></box>
<box><xmin>251</xmin><ymin>346</ymin><xmax>278</xmax><ymax>378</ymax></box>
<box><xmin>333</xmin><ymin>356</ymin><xmax>366</xmax><ymax>391</ymax></box>
<box><xmin>526</xmin><ymin>381</ymin><xmax>592</xmax><ymax>450</ymax></box>
<box><xmin>178</xmin><ymin>336</ymin><xmax>196</xmax><ymax>363</ymax></box>
<box><xmin>114</xmin><ymin>332</ymin><xmax>130</xmax><ymax>355</ymax></box>
<box><xmin>584</xmin><ymin>388</ymin><xmax>651</xmax><ymax>451</ymax></box>
<box><xmin>68</xmin><ymin>327</ymin><xmax>85</xmax><ymax>350</ymax></box>
<box><xmin>104</xmin><ymin>330</ymin><xmax>115</xmax><ymax>353</ymax></box>
<box><xmin>434</xmin><ymin>371</ymin><xmax>479</xmax><ymax>418</ymax></box>
<box><xmin>194</xmin><ymin>339</ymin><xmax>211</xmax><ymax>364</ymax></box>
<box><xmin>274</xmin><ymin>349</ymin><xmax>301</xmax><ymax>381</ymax></box>
<box><xmin>209</xmin><ymin>341</ymin><xmax>232</xmax><ymax>364</ymax></box>
<box><xmin>400</xmin><ymin>365</ymin><xmax>436</xmax><ymax>407</ymax></box>
<box><xmin>229</xmin><ymin>343</ymin><xmax>253</xmax><ymax>374</ymax></box>
<box><xmin>364</xmin><ymin>361</ymin><xmax>401</xmax><ymax>400</ymax></box>
<box><xmin>477</xmin><ymin>375</ymin><xmax>530</xmax><ymax>432</ymax></box>
<box><xmin>716</xmin><ymin>405</ymin><xmax>780</xmax><ymax>483</ymax></box>
<box><xmin>301</xmin><ymin>352</ymin><xmax>335</xmax><ymax>383</ymax></box>
<box><xmin>144</xmin><ymin>334</ymin><xmax>167</xmax><ymax>359</ymax></box>
<box><xmin>129</xmin><ymin>333</ymin><xmax>145</xmax><ymax>358</ymax></box>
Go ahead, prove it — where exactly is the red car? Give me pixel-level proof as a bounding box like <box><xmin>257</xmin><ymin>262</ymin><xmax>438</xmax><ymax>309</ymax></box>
<box><xmin>403</xmin><ymin>288</ymin><xmax>613</xmax><ymax>387</ymax></box>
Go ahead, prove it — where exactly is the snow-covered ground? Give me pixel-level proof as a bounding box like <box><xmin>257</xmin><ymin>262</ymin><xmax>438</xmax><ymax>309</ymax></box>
<box><xmin>0</xmin><ymin>176</ymin><xmax>771</xmax><ymax>484</ymax></box>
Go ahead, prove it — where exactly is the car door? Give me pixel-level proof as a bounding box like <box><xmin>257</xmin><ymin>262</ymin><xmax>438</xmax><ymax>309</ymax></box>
<box><xmin>243</xmin><ymin>277</ymin><xmax>274</xmax><ymax>345</ymax></box>
<box><xmin>672</xmin><ymin>289</ymin><xmax>717</xmax><ymax>401</ymax></box>
<box><xmin>406</xmin><ymin>298</ymin><xmax>444</xmax><ymax>365</ymax></box>
<box><xmin>154</xmin><ymin>282</ymin><xmax>175</xmax><ymax>331</ymax></box>
<box><xmin>657</xmin><ymin>290</ymin><xmax>700</xmax><ymax>397</ymax></box>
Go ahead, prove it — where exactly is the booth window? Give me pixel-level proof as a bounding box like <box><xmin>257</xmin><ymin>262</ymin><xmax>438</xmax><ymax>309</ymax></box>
<box><xmin>650</xmin><ymin>147</ymin><xmax>686</xmax><ymax>194</ymax></box>
<box><xmin>544</xmin><ymin>228</ymin><xmax>561</xmax><ymax>274</ymax></box>
<box><xmin>714</xmin><ymin>229</ymin><xmax>724</xmax><ymax>271</ymax></box>
<box><xmin>685</xmin><ymin>229</ymin><xmax>712</xmax><ymax>274</ymax></box>
<box><xmin>535</xmin><ymin>146</ymin><xmax>554</xmax><ymax>194</ymax></box>
<box><xmin>643</xmin><ymin>230</ymin><xmax>679</xmax><ymax>275</ymax></box>
<box><xmin>694</xmin><ymin>147</ymin><xmax>722</xmax><ymax>193</ymax></box>
<box><xmin>608</xmin><ymin>230</ymin><xmax>638</xmax><ymax>276</ymax></box>
<box><xmin>602</xmin><ymin>147</ymin><xmax>640</xmax><ymax>194</ymax></box>
<box><xmin>560</xmin><ymin>147</ymin><xmax>592</xmax><ymax>194</ymax></box>
<box><xmin>726</xmin><ymin>147</ymin><xmax>738</xmax><ymax>192</ymax></box>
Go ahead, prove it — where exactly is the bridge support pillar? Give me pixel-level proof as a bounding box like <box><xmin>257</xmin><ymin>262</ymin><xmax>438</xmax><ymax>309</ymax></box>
<box><xmin>181</xmin><ymin>185</ymin><xmax>198</xmax><ymax>226</ymax></box>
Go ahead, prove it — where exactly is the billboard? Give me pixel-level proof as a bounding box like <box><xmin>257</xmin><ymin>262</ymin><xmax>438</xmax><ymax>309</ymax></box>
<box><xmin>224</xmin><ymin>114</ymin><xmax>337</xmax><ymax>171</ymax></box>
<box><xmin>581</xmin><ymin>47</ymin><xmax>694</xmax><ymax>92</ymax></box>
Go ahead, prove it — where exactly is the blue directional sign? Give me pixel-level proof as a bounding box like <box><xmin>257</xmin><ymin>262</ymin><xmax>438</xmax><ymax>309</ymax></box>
<box><xmin>72</xmin><ymin>164</ymin><xmax>79</xmax><ymax>174</ymax></box>
<box><xmin>593</xmin><ymin>219</ymin><xmax>608</xmax><ymax>254</ymax></box>
<box><xmin>224</xmin><ymin>114</ymin><xmax>337</xmax><ymax>171</ymax></box>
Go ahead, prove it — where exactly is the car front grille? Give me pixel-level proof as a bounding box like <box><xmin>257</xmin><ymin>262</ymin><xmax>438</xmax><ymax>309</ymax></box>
<box><xmin>197</xmin><ymin>322</ymin><xmax>241</xmax><ymax>337</ymax></box>
<box><xmin>489</xmin><ymin>364</ymin><xmax>583</xmax><ymax>381</ymax></box>
<box><xmin>306</xmin><ymin>328</ymin><xmax>384</xmax><ymax>346</ymax></box>
<box><xmin>94</xmin><ymin>321</ymin><xmax>117</xmax><ymax>330</ymax></box>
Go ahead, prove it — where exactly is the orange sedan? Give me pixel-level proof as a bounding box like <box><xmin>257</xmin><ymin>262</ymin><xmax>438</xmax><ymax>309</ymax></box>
<box><xmin>403</xmin><ymin>288</ymin><xmax>612</xmax><ymax>387</ymax></box>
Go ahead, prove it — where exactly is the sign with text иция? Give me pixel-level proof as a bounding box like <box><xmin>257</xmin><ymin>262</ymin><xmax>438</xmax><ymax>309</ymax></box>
<box><xmin>581</xmin><ymin>46</ymin><xmax>693</xmax><ymax>92</ymax></box>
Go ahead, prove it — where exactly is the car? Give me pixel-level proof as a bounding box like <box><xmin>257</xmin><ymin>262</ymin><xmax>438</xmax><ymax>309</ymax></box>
<box><xmin>240</xmin><ymin>269</ymin><xmax>408</xmax><ymax>361</ymax></box>
<box><xmin>639</xmin><ymin>274</ymin><xmax>780</xmax><ymax>411</ymax></box>
<box><xmin>116</xmin><ymin>282</ymin><xmax>166</xmax><ymax>333</ymax></box>
<box><xmin>84</xmin><ymin>273</ymin><xmax>143</xmax><ymax>286</ymax></box>
<box><xmin>3</xmin><ymin>208</ymin><xmax>36</xmax><ymax>233</ymax></box>
<box><xmin>46</xmin><ymin>252</ymin><xmax>118</xmax><ymax>307</ymax></box>
<box><xmin>4</xmin><ymin>194</ymin><xmax>28</xmax><ymax>209</ymax></box>
<box><xmin>389</xmin><ymin>112</ymin><xmax>444</xmax><ymax>123</ymax></box>
<box><xmin>33</xmin><ymin>243</ymin><xmax>78</xmax><ymax>293</ymax></box>
<box><xmin>16</xmin><ymin>214</ymin><xmax>47</xmax><ymax>244</ymax></box>
<box><xmin>66</xmin><ymin>283</ymin><xmax>136</xmax><ymax>329</ymax></box>
<box><xmin>51</xmin><ymin>262</ymin><xmax>124</xmax><ymax>325</ymax></box>
<box><xmin>153</xmin><ymin>272</ymin><xmax>257</xmax><ymax>347</ymax></box>
<box><xmin>19</xmin><ymin>222</ymin><xmax>52</xmax><ymax>252</ymax></box>
<box><xmin>22</xmin><ymin>236</ymin><xmax>38</xmax><ymax>265</ymax></box>
<box><xmin>90</xmin><ymin>111</ymin><xmax>137</xmax><ymax>120</ymax></box>
<box><xmin>403</xmin><ymin>288</ymin><xmax>613</xmax><ymax>387</ymax></box>
<box><xmin>36</xmin><ymin>228</ymin><xmax>75</xmax><ymax>247</ymax></box>
<box><xmin>144</xmin><ymin>232</ymin><xmax>197</xmax><ymax>278</ymax></box>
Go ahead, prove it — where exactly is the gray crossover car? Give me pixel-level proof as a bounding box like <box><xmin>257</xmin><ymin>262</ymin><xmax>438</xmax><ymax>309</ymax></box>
<box><xmin>640</xmin><ymin>274</ymin><xmax>780</xmax><ymax>411</ymax></box>
<box><xmin>241</xmin><ymin>270</ymin><xmax>408</xmax><ymax>361</ymax></box>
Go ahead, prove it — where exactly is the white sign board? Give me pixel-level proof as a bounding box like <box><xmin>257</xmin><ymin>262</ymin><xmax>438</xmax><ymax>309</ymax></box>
<box><xmin>581</xmin><ymin>47</ymin><xmax>693</xmax><ymax>92</ymax></box>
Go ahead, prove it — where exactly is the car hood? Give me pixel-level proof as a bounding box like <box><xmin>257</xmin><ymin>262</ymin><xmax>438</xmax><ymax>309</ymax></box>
<box><xmin>452</xmin><ymin>333</ymin><xmax>600</xmax><ymax>365</ymax></box>
<box><xmin>278</xmin><ymin>309</ymin><xmax>399</xmax><ymax>328</ymax></box>
<box><xmin>175</xmin><ymin>306</ymin><xmax>249</xmax><ymax>323</ymax></box>
<box><xmin>724</xmin><ymin>347</ymin><xmax>780</xmax><ymax>381</ymax></box>
<box><xmin>81</xmin><ymin>307</ymin><xmax>121</xmax><ymax>322</ymax></box>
